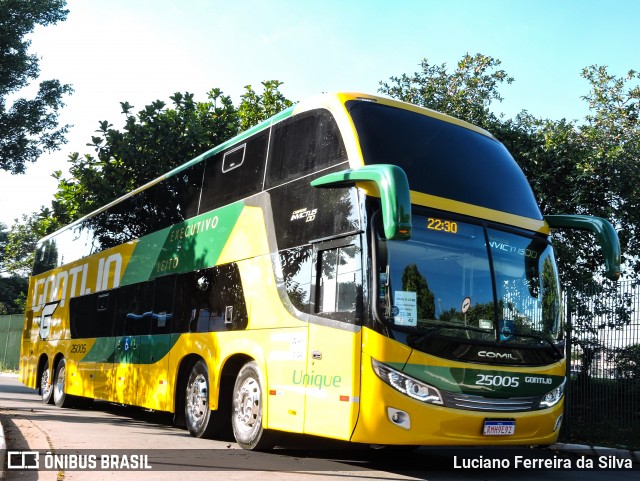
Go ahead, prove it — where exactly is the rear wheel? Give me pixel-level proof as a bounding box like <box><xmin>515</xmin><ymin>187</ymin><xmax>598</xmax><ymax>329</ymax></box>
<box><xmin>185</xmin><ymin>360</ymin><xmax>217</xmax><ymax>438</ymax></box>
<box><xmin>53</xmin><ymin>358</ymin><xmax>75</xmax><ymax>408</ymax></box>
<box><xmin>40</xmin><ymin>358</ymin><xmax>53</xmax><ymax>404</ymax></box>
<box><xmin>231</xmin><ymin>361</ymin><xmax>278</xmax><ymax>450</ymax></box>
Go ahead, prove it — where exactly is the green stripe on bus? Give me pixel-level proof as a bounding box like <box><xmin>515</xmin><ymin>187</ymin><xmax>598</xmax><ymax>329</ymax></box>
<box><xmin>390</xmin><ymin>362</ymin><xmax>564</xmax><ymax>397</ymax></box>
<box><xmin>81</xmin><ymin>337</ymin><xmax>117</xmax><ymax>363</ymax></box>
<box><xmin>81</xmin><ymin>334</ymin><xmax>180</xmax><ymax>364</ymax></box>
<box><xmin>121</xmin><ymin>201</ymin><xmax>245</xmax><ymax>285</ymax></box>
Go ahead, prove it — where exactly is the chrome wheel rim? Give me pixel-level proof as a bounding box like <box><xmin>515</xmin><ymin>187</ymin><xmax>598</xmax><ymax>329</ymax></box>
<box><xmin>234</xmin><ymin>376</ymin><xmax>260</xmax><ymax>434</ymax></box>
<box><xmin>186</xmin><ymin>373</ymin><xmax>208</xmax><ymax>427</ymax></box>
<box><xmin>54</xmin><ymin>365</ymin><xmax>65</xmax><ymax>403</ymax></box>
<box><xmin>41</xmin><ymin>368</ymin><xmax>51</xmax><ymax>401</ymax></box>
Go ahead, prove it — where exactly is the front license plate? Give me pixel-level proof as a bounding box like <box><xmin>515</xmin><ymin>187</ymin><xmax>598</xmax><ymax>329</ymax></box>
<box><xmin>483</xmin><ymin>419</ymin><xmax>515</xmax><ymax>436</ymax></box>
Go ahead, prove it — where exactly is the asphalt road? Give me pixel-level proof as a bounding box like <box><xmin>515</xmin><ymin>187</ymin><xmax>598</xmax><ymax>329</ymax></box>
<box><xmin>1</xmin><ymin>374</ymin><xmax>637</xmax><ymax>481</ymax></box>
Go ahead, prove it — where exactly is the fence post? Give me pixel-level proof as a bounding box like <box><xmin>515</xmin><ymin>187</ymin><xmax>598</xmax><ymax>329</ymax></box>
<box><xmin>563</xmin><ymin>290</ymin><xmax>572</xmax><ymax>441</ymax></box>
<box><xmin>2</xmin><ymin>315</ymin><xmax>9</xmax><ymax>368</ymax></box>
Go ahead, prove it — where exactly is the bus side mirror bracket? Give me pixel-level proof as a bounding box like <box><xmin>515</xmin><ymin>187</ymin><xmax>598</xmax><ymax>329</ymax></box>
<box><xmin>311</xmin><ymin>164</ymin><xmax>412</xmax><ymax>240</ymax></box>
<box><xmin>544</xmin><ymin>214</ymin><xmax>621</xmax><ymax>280</ymax></box>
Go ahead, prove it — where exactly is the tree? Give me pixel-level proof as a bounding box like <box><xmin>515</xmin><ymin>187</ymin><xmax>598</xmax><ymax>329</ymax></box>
<box><xmin>3</xmin><ymin>209</ymin><xmax>55</xmax><ymax>277</ymax></box>
<box><xmin>1</xmin><ymin>220</ymin><xmax>33</xmax><ymax>314</ymax></box>
<box><xmin>50</xmin><ymin>81</ymin><xmax>293</xmax><ymax>225</ymax></box>
<box><xmin>379</xmin><ymin>53</ymin><xmax>512</xmax><ymax>131</ymax></box>
<box><xmin>0</xmin><ymin>222</ymin><xmax>7</xmax><ymax>273</ymax></box>
<box><xmin>0</xmin><ymin>0</ymin><xmax>73</xmax><ymax>173</ymax></box>
<box><xmin>401</xmin><ymin>264</ymin><xmax>435</xmax><ymax>320</ymax></box>
<box><xmin>238</xmin><ymin>80</ymin><xmax>293</xmax><ymax>131</ymax></box>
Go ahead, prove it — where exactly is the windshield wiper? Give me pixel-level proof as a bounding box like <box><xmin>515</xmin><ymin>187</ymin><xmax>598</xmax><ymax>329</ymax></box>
<box><xmin>499</xmin><ymin>331</ymin><xmax>564</xmax><ymax>359</ymax></box>
<box><xmin>403</xmin><ymin>321</ymin><xmax>563</xmax><ymax>360</ymax></box>
<box><xmin>403</xmin><ymin>322</ymin><xmax>493</xmax><ymax>348</ymax></box>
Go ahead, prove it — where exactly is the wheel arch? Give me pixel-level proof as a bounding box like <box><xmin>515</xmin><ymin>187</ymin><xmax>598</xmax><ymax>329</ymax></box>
<box><xmin>36</xmin><ymin>353</ymin><xmax>49</xmax><ymax>392</ymax></box>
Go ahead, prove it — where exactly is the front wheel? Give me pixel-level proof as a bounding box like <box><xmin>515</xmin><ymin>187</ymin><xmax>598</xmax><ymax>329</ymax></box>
<box><xmin>231</xmin><ymin>361</ymin><xmax>278</xmax><ymax>450</ymax></box>
<box><xmin>185</xmin><ymin>360</ymin><xmax>217</xmax><ymax>438</ymax></box>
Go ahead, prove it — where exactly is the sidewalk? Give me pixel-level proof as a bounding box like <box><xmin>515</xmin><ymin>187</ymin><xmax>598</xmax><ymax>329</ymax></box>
<box><xmin>551</xmin><ymin>443</ymin><xmax>640</xmax><ymax>464</ymax></box>
<box><xmin>0</xmin><ymin>372</ymin><xmax>19</xmax><ymax>475</ymax></box>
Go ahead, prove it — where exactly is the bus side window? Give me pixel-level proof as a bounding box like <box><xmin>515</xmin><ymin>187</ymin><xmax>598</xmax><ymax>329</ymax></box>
<box><xmin>152</xmin><ymin>275</ymin><xmax>176</xmax><ymax>335</ymax></box>
<box><xmin>70</xmin><ymin>292</ymin><xmax>115</xmax><ymax>338</ymax></box>
<box><xmin>265</xmin><ymin>109</ymin><xmax>346</xmax><ymax>190</ymax></box>
<box><xmin>314</xmin><ymin>243</ymin><xmax>362</xmax><ymax>323</ymax></box>
<box><xmin>200</xmin><ymin>132</ymin><xmax>268</xmax><ymax>214</ymax></box>
<box><xmin>279</xmin><ymin>246</ymin><xmax>312</xmax><ymax>314</ymax></box>
<box><xmin>208</xmin><ymin>264</ymin><xmax>248</xmax><ymax>331</ymax></box>
<box><xmin>117</xmin><ymin>283</ymin><xmax>153</xmax><ymax>337</ymax></box>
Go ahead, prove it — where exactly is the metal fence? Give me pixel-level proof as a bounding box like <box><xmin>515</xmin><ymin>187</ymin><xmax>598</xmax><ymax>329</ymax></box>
<box><xmin>0</xmin><ymin>314</ymin><xmax>23</xmax><ymax>371</ymax></box>
<box><xmin>562</xmin><ymin>280</ymin><xmax>640</xmax><ymax>449</ymax></box>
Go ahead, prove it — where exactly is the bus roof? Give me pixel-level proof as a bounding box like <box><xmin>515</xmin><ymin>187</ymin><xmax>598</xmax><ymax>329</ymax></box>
<box><xmin>37</xmin><ymin>92</ymin><xmax>518</xmax><ymax>243</ymax></box>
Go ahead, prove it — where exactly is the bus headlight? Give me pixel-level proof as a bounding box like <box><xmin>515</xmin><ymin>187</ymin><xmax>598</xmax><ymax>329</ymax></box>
<box><xmin>372</xmin><ymin>358</ymin><xmax>443</xmax><ymax>405</ymax></box>
<box><xmin>539</xmin><ymin>379</ymin><xmax>566</xmax><ymax>408</ymax></box>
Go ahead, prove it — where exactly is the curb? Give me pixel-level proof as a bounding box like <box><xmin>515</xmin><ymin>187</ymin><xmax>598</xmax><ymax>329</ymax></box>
<box><xmin>552</xmin><ymin>443</ymin><xmax>640</xmax><ymax>464</ymax></box>
<box><xmin>1</xmin><ymin>418</ymin><xmax>6</xmax><ymax>476</ymax></box>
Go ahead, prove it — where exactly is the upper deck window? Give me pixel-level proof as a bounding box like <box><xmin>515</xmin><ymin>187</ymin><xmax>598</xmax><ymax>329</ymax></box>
<box><xmin>265</xmin><ymin>109</ymin><xmax>347</xmax><ymax>189</ymax></box>
<box><xmin>347</xmin><ymin>101</ymin><xmax>542</xmax><ymax>220</ymax></box>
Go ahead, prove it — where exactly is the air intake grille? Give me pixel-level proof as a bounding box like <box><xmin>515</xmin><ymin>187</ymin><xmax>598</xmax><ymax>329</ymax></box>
<box><xmin>442</xmin><ymin>391</ymin><xmax>542</xmax><ymax>412</ymax></box>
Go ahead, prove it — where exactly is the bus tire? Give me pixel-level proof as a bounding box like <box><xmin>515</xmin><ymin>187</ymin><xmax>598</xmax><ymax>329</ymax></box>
<box><xmin>185</xmin><ymin>360</ymin><xmax>217</xmax><ymax>438</ymax></box>
<box><xmin>231</xmin><ymin>361</ymin><xmax>278</xmax><ymax>450</ymax></box>
<box><xmin>40</xmin><ymin>358</ymin><xmax>54</xmax><ymax>404</ymax></box>
<box><xmin>53</xmin><ymin>358</ymin><xmax>75</xmax><ymax>408</ymax></box>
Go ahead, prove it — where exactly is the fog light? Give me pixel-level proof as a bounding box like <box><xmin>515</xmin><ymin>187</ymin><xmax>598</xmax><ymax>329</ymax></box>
<box><xmin>387</xmin><ymin>407</ymin><xmax>410</xmax><ymax>430</ymax></box>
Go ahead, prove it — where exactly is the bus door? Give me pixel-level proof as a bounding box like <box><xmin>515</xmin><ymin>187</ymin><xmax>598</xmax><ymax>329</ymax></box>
<box><xmin>304</xmin><ymin>236</ymin><xmax>363</xmax><ymax>439</ymax></box>
<box><xmin>113</xmin><ymin>282</ymin><xmax>153</xmax><ymax>406</ymax></box>
<box><xmin>70</xmin><ymin>291</ymin><xmax>116</xmax><ymax>401</ymax></box>
<box><xmin>135</xmin><ymin>276</ymin><xmax>175</xmax><ymax>411</ymax></box>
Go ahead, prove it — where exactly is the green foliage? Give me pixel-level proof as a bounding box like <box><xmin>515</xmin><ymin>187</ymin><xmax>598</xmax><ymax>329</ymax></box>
<box><xmin>612</xmin><ymin>343</ymin><xmax>640</xmax><ymax>381</ymax></box>
<box><xmin>52</xmin><ymin>89</ymin><xmax>240</xmax><ymax>223</ymax></box>
<box><xmin>51</xmin><ymin>82</ymin><xmax>293</xmax><ymax>225</ymax></box>
<box><xmin>0</xmin><ymin>221</ymin><xmax>29</xmax><ymax>313</ymax></box>
<box><xmin>379</xmin><ymin>53</ymin><xmax>512</xmax><ymax>130</ymax></box>
<box><xmin>3</xmin><ymin>209</ymin><xmax>55</xmax><ymax>277</ymax></box>
<box><xmin>401</xmin><ymin>264</ymin><xmax>435</xmax><ymax>320</ymax></box>
<box><xmin>0</xmin><ymin>274</ymin><xmax>28</xmax><ymax>313</ymax></box>
<box><xmin>238</xmin><ymin>80</ymin><xmax>293</xmax><ymax>132</ymax></box>
<box><xmin>0</xmin><ymin>0</ymin><xmax>73</xmax><ymax>173</ymax></box>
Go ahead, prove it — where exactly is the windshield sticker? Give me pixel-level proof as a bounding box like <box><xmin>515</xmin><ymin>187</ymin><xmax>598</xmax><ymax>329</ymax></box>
<box><xmin>461</xmin><ymin>297</ymin><xmax>471</xmax><ymax>313</ymax></box>
<box><xmin>479</xmin><ymin>319</ymin><xmax>493</xmax><ymax>330</ymax></box>
<box><xmin>393</xmin><ymin>291</ymin><xmax>417</xmax><ymax>327</ymax></box>
<box><xmin>489</xmin><ymin>240</ymin><xmax>539</xmax><ymax>259</ymax></box>
<box><xmin>499</xmin><ymin>320</ymin><xmax>515</xmax><ymax>340</ymax></box>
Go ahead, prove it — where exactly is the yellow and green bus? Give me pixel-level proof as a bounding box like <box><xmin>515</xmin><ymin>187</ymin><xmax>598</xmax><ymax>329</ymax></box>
<box><xmin>19</xmin><ymin>92</ymin><xmax>620</xmax><ymax>450</ymax></box>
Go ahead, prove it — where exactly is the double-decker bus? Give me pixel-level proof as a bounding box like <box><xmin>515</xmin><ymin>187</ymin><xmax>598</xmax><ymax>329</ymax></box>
<box><xmin>19</xmin><ymin>92</ymin><xmax>620</xmax><ymax>450</ymax></box>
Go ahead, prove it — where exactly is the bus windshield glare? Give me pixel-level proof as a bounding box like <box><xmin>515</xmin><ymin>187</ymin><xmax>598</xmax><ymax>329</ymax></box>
<box><xmin>377</xmin><ymin>214</ymin><xmax>562</xmax><ymax>355</ymax></box>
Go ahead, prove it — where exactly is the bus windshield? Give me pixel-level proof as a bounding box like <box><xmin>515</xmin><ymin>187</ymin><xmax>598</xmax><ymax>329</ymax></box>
<box><xmin>347</xmin><ymin>100</ymin><xmax>543</xmax><ymax>220</ymax></box>
<box><xmin>377</xmin><ymin>213</ymin><xmax>562</xmax><ymax>357</ymax></box>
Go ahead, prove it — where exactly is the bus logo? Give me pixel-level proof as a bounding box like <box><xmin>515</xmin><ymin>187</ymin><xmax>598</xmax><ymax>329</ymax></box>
<box><xmin>478</xmin><ymin>351</ymin><xmax>519</xmax><ymax>361</ymax></box>
<box><xmin>290</xmin><ymin>208</ymin><xmax>317</xmax><ymax>222</ymax></box>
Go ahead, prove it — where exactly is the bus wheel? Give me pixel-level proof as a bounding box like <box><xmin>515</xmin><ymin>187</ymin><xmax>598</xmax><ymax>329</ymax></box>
<box><xmin>185</xmin><ymin>360</ymin><xmax>215</xmax><ymax>438</ymax></box>
<box><xmin>231</xmin><ymin>361</ymin><xmax>278</xmax><ymax>450</ymax></box>
<box><xmin>53</xmin><ymin>358</ymin><xmax>75</xmax><ymax>408</ymax></box>
<box><xmin>40</xmin><ymin>359</ymin><xmax>54</xmax><ymax>404</ymax></box>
